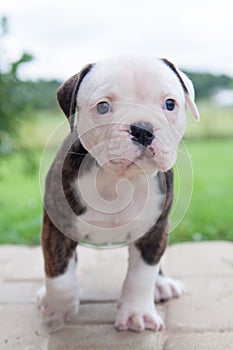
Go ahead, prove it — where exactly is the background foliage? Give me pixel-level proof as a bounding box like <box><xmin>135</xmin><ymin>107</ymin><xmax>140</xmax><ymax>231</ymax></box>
<box><xmin>186</xmin><ymin>71</ymin><xmax>233</xmax><ymax>100</ymax></box>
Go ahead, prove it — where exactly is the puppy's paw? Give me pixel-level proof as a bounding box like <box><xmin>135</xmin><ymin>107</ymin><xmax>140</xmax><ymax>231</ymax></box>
<box><xmin>154</xmin><ymin>275</ymin><xmax>185</xmax><ymax>303</ymax></box>
<box><xmin>36</xmin><ymin>286</ymin><xmax>80</xmax><ymax>333</ymax></box>
<box><xmin>115</xmin><ymin>302</ymin><xmax>164</xmax><ymax>332</ymax></box>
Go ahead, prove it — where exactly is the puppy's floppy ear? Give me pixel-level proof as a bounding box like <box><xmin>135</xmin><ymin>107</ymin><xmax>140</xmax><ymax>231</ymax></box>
<box><xmin>161</xmin><ymin>58</ymin><xmax>200</xmax><ymax>122</ymax></box>
<box><xmin>57</xmin><ymin>64</ymin><xmax>94</xmax><ymax>131</ymax></box>
<box><xmin>178</xmin><ymin>70</ymin><xmax>200</xmax><ymax>122</ymax></box>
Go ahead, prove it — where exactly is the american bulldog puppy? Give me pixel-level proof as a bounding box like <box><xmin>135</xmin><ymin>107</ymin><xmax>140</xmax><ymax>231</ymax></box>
<box><xmin>37</xmin><ymin>55</ymin><xmax>199</xmax><ymax>332</ymax></box>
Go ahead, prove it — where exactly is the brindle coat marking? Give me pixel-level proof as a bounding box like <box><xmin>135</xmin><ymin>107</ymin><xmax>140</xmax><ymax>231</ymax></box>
<box><xmin>135</xmin><ymin>169</ymin><xmax>173</xmax><ymax>265</ymax></box>
<box><xmin>42</xmin><ymin>211</ymin><xmax>77</xmax><ymax>277</ymax></box>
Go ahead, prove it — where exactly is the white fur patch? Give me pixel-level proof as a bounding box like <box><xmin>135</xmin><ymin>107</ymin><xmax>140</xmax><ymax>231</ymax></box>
<box><xmin>115</xmin><ymin>245</ymin><xmax>164</xmax><ymax>332</ymax></box>
<box><xmin>76</xmin><ymin>164</ymin><xmax>165</xmax><ymax>245</ymax></box>
<box><xmin>37</xmin><ymin>255</ymin><xmax>79</xmax><ymax>332</ymax></box>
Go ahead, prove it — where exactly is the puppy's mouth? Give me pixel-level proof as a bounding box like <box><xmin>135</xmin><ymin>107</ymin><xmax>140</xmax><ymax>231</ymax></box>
<box><xmin>109</xmin><ymin>159</ymin><xmax>133</xmax><ymax>167</ymax></box>
<box><xmin>106</xmin><ymin>147</ymin><xmax>155</xmax><ymax>174</ymax></box>
<box><xmin>107</xmin><ymin>158</ymin><xmax>134</xmax><ymax>173</ymax></box>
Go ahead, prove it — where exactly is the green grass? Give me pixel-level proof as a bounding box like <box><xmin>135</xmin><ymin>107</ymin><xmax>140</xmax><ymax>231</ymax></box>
<box><xmin>185</xmin><ymin>101</ymin><xmax>233</xmax><ymax>139</ymax></box>
<box><xmin>0</xmin><ymin>105</ymin><xmax>233</xmax><ymax>245</ymax></box>
<box><xmin>169</xmin><ymin>139</ymin><xmax>233</xmax><ymax>243</ymax></box>
<box><xmin>0</xmin><ymin>152</ymin><xmax>42</xmax><ymax>244</ymax></box>
<box><xmin>0</xmin><ymin>138</ymin><xmax>232</xmax><ymax>245</ymax></box>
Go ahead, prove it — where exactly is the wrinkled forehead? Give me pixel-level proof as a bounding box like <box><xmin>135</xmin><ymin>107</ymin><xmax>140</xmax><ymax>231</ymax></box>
<box><xmin>77</xmin><ymin>56</ymin><xmax>185</xmax><ymax>106</ymax></box>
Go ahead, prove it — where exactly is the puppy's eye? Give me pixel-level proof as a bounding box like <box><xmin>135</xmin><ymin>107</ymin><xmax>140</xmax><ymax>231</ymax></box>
<box><xmin>96</xmin><ymin>101</ymin><xmax>111</xmax><ymax>115</ymax></box>
<box><xmin>165</xmin><ymin>99</ymin><xmax>176</xmax><ymax>111</ymax></box>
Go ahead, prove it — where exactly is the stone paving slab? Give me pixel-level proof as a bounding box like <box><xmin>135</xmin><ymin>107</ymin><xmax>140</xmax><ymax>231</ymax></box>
<box><xmin>0</xmin><ymin>241</ymin><xmax>232</xmax><ymax>350</ymax></box>
<box><xmin>78</xmin><ymin>247</ymin><xmax>128</xmax><ymax>301</ymax></box>
<box><xmin>0</xmin><ymin>304</ymin><xmax>47</xmax><ymax>350</ymax></box>
<box><xmin>0</xmin><ymin>245</ymin><xmax>44</xmax><ymax>281</ymax></box>
<box><xmin>162</xmin><ymin>241</ymin><xmax>233</xmax><ymax>277</ymax></box>
<box><xmin>48</xmin><ymin>325</ymin><xmax>165</xmax><ymax>350</ymax></box>
<box><xmin>0</xmin><ymin>282</ymin><xmax>41</xmax><ymax>304</ymax></box>
<box><xmin>166</xmin><ymin>276</ymin><xmax>233</xmax><ymax>332</ymax></box>
<box><xmin>76</xmin><ymin>303</ymin><xmax>166</xmax><ymax>326</ymax></box>
<box><xmin>0</xmin><ymin>302</ymin><xmax>166</xmax><ymax>350</ymax></box>
<box><xmin>163</xmin><ymin>332</ymin><xmax>233</xmax><ymax>350</ymax></box>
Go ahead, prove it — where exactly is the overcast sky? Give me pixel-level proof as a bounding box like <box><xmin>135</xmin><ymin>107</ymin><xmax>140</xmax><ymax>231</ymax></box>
<box><xmin>1</xmin><ymin>0</ymin><xmax>233</xmax><ymax>80</ymax></box>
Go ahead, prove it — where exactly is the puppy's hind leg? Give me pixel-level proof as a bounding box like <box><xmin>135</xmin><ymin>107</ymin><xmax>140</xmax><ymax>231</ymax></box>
<box><xmin>154</xmin><ymin>268</ymin><xmax>185</xmax><ymax>303</ymax></box>
<box><xmin>37</xmin><ymin>210</ymin><xmax>79</xmax><ymax>332</ymax></box>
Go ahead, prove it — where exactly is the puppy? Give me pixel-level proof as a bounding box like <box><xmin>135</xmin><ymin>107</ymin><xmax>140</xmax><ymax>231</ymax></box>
<box><xmin>37</xmin><ymin>55</ymin><xmax>199</xmax><ymax>332</ymax></box>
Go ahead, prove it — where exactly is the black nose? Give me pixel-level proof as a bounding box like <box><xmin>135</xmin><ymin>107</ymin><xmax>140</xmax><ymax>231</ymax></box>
<box><xmin>130</xmin><ymin>122</ymin><xmax>155</xmax><ymax>147</ymax></box>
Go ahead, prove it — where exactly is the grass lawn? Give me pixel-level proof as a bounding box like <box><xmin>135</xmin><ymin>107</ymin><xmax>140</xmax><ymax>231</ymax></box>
<box><xmin>0</xmin><ymin>152</ymin><xmax>42</xmax><ymax>244</ymax></box>
<box><xmin>169</xmin><ymin>138</ymin><xmax>233</xmax><ymax>243</ymax></box>
<box><xmin>0</xmin><ymin>138</ymin><xmax>232</xmax><ymax>245</ymax></box>
<box><xmin>0</xmin><ymin>106</ymin><xmax>233</xmax><ymax>245</ymax></box>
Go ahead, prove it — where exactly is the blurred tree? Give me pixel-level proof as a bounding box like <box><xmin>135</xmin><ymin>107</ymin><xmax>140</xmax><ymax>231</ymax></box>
<box><xmin>185</xmin><ymin>71</ymin><xmax>233</xmax><ymax>100</ymax></box>
<box><xmin>19</xmin><ymin>79</ymin><xmax>61</xmax><ymax>110</ymax></box>
<box><xmin>0</xmin><ymin>16</ymin><xmax>34</xmax><ymax>154</ymax></box>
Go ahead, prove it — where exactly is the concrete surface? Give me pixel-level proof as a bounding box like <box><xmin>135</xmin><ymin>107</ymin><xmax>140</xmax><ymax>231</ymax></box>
<box><xmin>0</xmin><ymin>241</ymin><xmax>232</xmax><ymax>350</ymax></box>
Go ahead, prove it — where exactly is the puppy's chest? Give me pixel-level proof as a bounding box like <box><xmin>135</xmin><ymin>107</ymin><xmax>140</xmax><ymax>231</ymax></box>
<box><xmin>75</xmin><ymin>166</ymin><xmax>165</xmax><ymax>244</ymax></box>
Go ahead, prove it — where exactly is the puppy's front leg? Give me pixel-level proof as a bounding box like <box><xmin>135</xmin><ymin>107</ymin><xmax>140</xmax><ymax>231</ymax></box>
<box><xmin>37</xmin><ymin>211</ymin><xmax>79</xmax><ymax>332</ymax></box>
<box><xmin>115</xmin><ymin>244</ymin><xmax>164</xmax><ymax>332</ymax></box>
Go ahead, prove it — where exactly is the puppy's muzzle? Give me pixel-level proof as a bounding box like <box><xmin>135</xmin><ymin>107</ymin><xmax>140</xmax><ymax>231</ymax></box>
<box><xmin>130</xmin><ymin>122</ymin><xmax>155</xmax><ymax>148</ymax></box>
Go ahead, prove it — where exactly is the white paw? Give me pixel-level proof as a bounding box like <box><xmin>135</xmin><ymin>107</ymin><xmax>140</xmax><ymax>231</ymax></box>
<box><xmin>154</xmin><ymin>275</ymin><xmax>185</xmax><ymax>303</ymax></box>
<box><xmin>36</xmin><ymin>286</ymin><xmax>80</xmax><ymax>333</ymax></box>
<box><xmin>115</xmin><ymin>301</ymin><xmax>164</xmax><ymax>332</ymax></box>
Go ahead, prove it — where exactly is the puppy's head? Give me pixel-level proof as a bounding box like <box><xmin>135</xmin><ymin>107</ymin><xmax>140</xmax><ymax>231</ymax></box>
<box><xmin>57</xmin><ymin>55</ymin><xmax>199</xmax><ymax>176</ymax></box>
